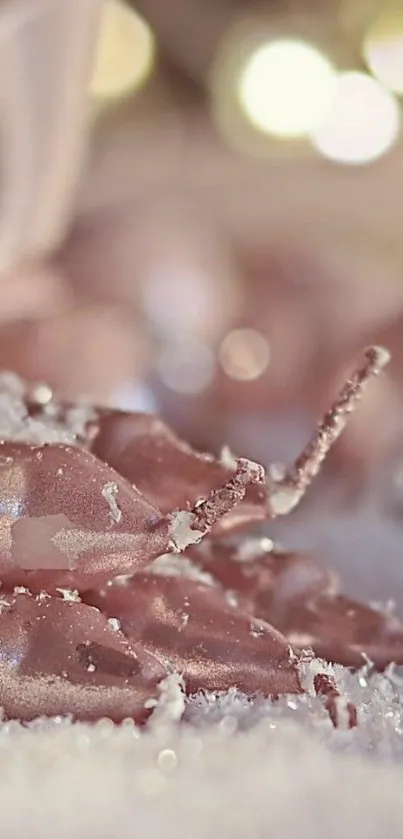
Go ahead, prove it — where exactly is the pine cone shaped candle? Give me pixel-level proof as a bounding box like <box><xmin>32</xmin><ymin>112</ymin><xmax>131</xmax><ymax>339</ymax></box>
<box><xmin>0</xmin><ymin>346</ymin><xmax>394</xmax><ymax>729</ymax></box>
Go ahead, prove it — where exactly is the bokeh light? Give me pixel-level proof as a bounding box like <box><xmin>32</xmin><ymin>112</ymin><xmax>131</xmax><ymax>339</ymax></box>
<box><xmin>311</xmin><ymin>72</ymin><xmax>400</xmax><ymax>165</ymax></box>
<box><xmin>157</xmin><ymin>340</ymin><xmax>215</xmax><ymax>394</ymax></box>
<box><xmin>219</xmin><ymin>329</ymin><xmax>270</xmax><ymax>381</ymax></box>
<box><xmin>141</xmin><ymin>260</ymin><xmax>239</xmax><ymax>342</ymax></box>
<box><xmin>90</xmin><ymin>0</ymin><xmax>155</xmax><ymax>102</ymax></box>
<box><xmin>238</xmin><ymin>39</ymin><xmax>337</xmax><ymax>138</ymax></box>
<box><xmin>363</xmin><ymin>10</ymin><xmax>403</xmax><ymax>95</ymax></box>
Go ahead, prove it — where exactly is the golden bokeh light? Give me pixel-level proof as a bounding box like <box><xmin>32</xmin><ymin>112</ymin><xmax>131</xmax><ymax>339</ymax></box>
<box><xmin>238</xmin><ymin>39</ymin><xmax>337</xmax><ymax>138</ymax></box>
<box><xmin>90</xmin><ymin>0</ymin><xmax>155</xmax><ymax>101</ymax></box>
<box><xmin>219</xmin><ymin>329</ymin><xmax>270</xmax><ymax>381</ymax></box>
<box><xmin>363</xmin><ymin>10</ymin><xmax>403</xmax><ymax>95</ymax></box>
<box><xmin>310</xmin><ymin>72</ymin><xmax>400</xmax><ymax>165</ymax></box>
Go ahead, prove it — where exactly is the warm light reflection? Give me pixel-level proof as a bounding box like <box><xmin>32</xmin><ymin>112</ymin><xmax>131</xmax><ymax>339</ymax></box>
<box><xmin>238</xmin><ymin>39</ymin><xmax>337</xmax><ymax>138</ymax></box>
<box><xmin>90</xmin><ymin>0</ymin><xmax>155</xmax><ymax>101</ymax></box>
<box><xmin>219</xmin><ymin>329</ymin><xmax>270</xmax><ymax>381</ymax></box>
<box><xmin>311</xmin><ymin>72</ymin><xmax>400</xmax><ymax>165</ymax></box>
<box><xmin>363</xmin><ymin>11</ymin><xmax>403</xmax><ymax>95</ymax></box>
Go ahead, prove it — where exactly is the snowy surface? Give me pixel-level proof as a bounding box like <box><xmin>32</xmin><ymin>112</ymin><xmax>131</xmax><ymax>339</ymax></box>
<box><xmin>1</xmin><ymin>664</ymin><xmax>403</xmax><ymax>839</ymax></box>
<box><xmin>0</xmin><ymin>373</ymin><xmax>95</xmax><ymax>445</ymax></box>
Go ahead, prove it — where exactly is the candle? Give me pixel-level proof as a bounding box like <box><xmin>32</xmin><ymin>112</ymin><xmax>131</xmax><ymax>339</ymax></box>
<box><xmin>0</xmin><ymin>347</ymin><xmax>395</xmax><ymax>729</ymax></box>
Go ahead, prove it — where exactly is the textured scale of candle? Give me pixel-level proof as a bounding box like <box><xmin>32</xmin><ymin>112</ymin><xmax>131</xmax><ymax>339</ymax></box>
<box><xmin>0</xmin><ymin>371</ymin><xmax>400</xmax><ymax>681</ymax></box>
<box><xmin>0</xmin><ymin>372</ymin><xmax>305</xmax><ymax>723</ymax></box>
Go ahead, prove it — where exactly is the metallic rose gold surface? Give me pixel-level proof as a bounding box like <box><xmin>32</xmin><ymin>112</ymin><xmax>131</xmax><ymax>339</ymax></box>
<box><xmin>90</xmin><ymin>408</ymin><xmax>268</xmax><ymax>535</ymax></box>
<box><xmin>0</xmin><ymin>591</ymin><xmax>164</xmax><ymax>723</ymax></box>
<box><xmin>86</xmin><ymin>573</ymin><xmax>302</xmax><ymax>697</ymax></box>
<box><xmin>0</xmin><ymin>441</ymin><xmax>170</xmax><ymax>592</ymax></box>
<box><xmin>190</xmin><ymin>541</ymin><xmax>403</xmax><ymax>669</ymax></box>
<box><xmin>0</xmin><ymin>367</ymin><xmax>394</xmax><ymax>725</ymax></box>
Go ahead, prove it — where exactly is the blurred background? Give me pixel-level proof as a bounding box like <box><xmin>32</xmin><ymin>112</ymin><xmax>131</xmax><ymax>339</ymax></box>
<box><xmin>2</xmin><ymin>0</ymin><xmax>403</xmax><ymax>476</ymax></box>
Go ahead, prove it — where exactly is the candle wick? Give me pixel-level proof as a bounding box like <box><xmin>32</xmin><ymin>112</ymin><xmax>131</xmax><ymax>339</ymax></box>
<box><xmin>267</xmin><ymin>345</ymin><xmax>391</xmax><ymax>517</ymax></box>
<box><xmin>169</xmin><ymin>457</ymin><xmax>266</xmax><ymax>550</ymax></box>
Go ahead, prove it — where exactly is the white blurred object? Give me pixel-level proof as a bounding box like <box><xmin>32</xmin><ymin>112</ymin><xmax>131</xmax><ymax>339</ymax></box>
<box><xmin>157</xmin><ymin>338</ymin><xmax>215</xmax><ymax>395</ymax></box>
<box><xmin>311</xmin><ymin>72</ymin><xmax>401</xmax><ymax>165</ymax></box>
<box><xmin>218</xmin><ymin>328</ymin><xmax>271</xmax><ymax>382</ymax></box>
<box><xmin>238</xmin><ymin>39</ymin><xmax>337</xmax><ymax>139</ymax></box>
<box><xmin>363</xmin><ymin>9</ymin><xmax>403</xmax><ymax>96</ymax></box>
<box><xmin>0</xmin><ymin>0</ymin><xmax>102</xmax><ymax>275</ymax></box>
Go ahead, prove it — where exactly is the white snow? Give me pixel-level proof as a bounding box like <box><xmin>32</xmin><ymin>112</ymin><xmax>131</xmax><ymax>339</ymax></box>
<box><xmin>0</xmin><ymin>663</ymin><xmax>402</xmax><ymax>838</ymax></box>
<box><xmin>0</xmin><ymin>372</ymin><xmax>95</xmax><ymax>445</ymax></box>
